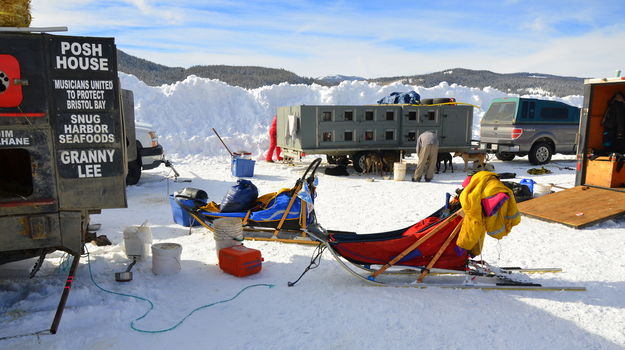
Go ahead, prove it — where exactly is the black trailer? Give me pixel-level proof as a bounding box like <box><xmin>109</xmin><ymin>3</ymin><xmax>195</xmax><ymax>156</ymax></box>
<box><xmin>0</xmin><ymin>27</ymin><xmax>128</xmax><ymax>334</ymax></box>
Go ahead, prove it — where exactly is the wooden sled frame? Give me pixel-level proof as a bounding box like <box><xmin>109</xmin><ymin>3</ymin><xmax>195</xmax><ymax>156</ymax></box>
<box><xmin>181</xmin><ymin>158</ymin><xmax>323</xmax><ymax>245</ymax></box>
<box><xmin>303</xmin><ymin>213</ymin><xmax>586</xmax><ymax>291</ymax></box>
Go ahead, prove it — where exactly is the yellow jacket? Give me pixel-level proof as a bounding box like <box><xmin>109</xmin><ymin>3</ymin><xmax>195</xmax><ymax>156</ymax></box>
<box><xmin>457</xmin><ymin>171</ymin><xmax>521</xmax><ymax>256</ymax></box>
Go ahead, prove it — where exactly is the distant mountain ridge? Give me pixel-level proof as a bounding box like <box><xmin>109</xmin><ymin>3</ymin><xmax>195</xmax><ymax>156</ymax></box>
<box><xmin>117</xmin><ymin>50</ymin><xmax>585</xmax><ymax>96</ymax></box>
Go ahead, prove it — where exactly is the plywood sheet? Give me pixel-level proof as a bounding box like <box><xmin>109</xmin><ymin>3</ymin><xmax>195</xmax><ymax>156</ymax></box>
<box><xmin>517</xmin><ymin>186</ymin><xmax>625</xmax><ymax>228</ymax></box>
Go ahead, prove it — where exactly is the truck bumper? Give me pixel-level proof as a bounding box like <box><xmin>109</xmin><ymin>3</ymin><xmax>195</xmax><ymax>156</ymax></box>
<box><xmin>480</xmin><ymin>142</ymin><xmax>520</xmax><ymax>152</ymax></box>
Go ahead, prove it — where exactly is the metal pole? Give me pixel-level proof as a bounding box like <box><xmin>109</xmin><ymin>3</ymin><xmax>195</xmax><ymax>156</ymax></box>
<box><xmin>211</xmin><ymin>128</ymin><xmax>234</xmax><ymax>156</ymax></box>
<box><xmin>50</xmin><ymin>253</ymin><xmax>80</xmax><ymax>334</ymax></box>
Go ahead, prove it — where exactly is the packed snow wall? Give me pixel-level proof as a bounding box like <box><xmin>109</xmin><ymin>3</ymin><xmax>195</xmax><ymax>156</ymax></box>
<box><xmin>119</xmin><ymin>73</ymin><xmax>582</xmax><ymax>159</ymax></box>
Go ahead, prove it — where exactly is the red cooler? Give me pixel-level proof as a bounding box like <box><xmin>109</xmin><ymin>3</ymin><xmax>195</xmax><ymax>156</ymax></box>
<box><xmin>218</xmin><ymin>246</ymin><xmax>263</xmax><ymax>277</ymax></box>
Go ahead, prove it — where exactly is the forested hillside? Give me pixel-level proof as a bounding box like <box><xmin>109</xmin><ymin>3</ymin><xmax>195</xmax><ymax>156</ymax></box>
<box><xmin>117</xmin><ymin>50</ymin><xmax>584</xmax><ymax>96</ymax></box>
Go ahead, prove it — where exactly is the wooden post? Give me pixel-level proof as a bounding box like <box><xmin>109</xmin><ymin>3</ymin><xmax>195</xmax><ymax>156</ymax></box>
<box><xmin>417</xmin><ymin>215</ymin><xmax>464</xmax><ymax>283</ymax></box>
<box><xmin>370</xmin><ymin>209</ymin><xmax>464</xmax><ymax>279</ymax></box>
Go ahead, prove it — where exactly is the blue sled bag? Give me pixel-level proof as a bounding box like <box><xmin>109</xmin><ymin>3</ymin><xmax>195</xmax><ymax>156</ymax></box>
<box><xmin>220</xmin><ymin>179</ymin><xmax>259</xmax><ymax>213</ymax></box>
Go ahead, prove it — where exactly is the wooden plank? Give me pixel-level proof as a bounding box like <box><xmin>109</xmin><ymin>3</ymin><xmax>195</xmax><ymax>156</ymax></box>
<box><xmin>517</xmin><ymin>186</ymin><xmax>625</xmax><ymax>228</ymax></box>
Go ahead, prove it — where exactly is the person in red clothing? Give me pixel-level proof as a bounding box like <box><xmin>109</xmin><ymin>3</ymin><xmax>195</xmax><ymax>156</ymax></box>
<box><xmin>266</xmin><ymin>115</ymin><xmax>283</xmax><ymax>162</ymax></box>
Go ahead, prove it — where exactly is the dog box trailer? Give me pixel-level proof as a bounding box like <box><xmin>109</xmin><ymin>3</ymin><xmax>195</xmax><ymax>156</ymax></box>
<box><xmin>0</xmin><ymin>28</ymin><xmax>128</xmax><ymax>333</ymax></box>
<box><xmin>276</xmin><ymin>103</ymin><xmax>473</xmax><ymax>171</ymax></box>
<box><xmin>518</xmin><ymin>77</ymin><xmax>625</xmax><ymax>228</ymax></box>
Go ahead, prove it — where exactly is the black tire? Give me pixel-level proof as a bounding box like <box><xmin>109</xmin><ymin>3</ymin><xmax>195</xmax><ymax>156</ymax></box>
<box><xmin>528</xmin><ymin>142</ymin><xmax>553</xmax><ymax>165</ymax></box>
<box><xmin>432</xmin><ymin>97</ymin><xmax>455</xmax><ymax>104</ymax></box>
<box><xmin>351</xmin><ymin>152</ymin><xmax>368</xmax><ymax>173</ymax></box>
<box><xmin>126</xmin><ymin>159</ymin><xmax>142</xmax><ymax>185</ymax></box>
<box><xmin>495</xmin><ymin>151</ymin><xmax>515</xmax><ymax>161</ymax></box>
<box><xmin>327</xmin><ymin>155</ymin><xmax>347</xmax><ymax>165</ymax></box>
<box><xmin>421</xmin><ymin>98</ymin><xmax>434</xmax><ymax>105</ymax></box>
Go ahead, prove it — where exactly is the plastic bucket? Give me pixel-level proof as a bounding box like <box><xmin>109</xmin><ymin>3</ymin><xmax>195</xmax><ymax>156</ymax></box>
<box><xmin>123</xmin><ymin>224</ymin><xmax>153</xmax><ymax>258</ymax></box>
<box><xmin>151</xmin><ymin>243</ymin><xmax>182</xmax><ymax>275</ymax></box>
<box><xmin>533</xmin><ymin>184</ymin><xmax>552</xmax><ymax>197</ymax></box>
<box><xmin>213</xmin><ymin>217</ymin><xmax>244</xmax><ymax>259</ymax></box>
<box><xmin>393</xmin><ymin>162</ymin><xmax>407</xmax><ymax>181</ymax></box>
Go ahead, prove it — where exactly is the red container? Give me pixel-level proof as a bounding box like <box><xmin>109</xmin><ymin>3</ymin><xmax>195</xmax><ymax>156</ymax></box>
<box><xmin>218</xmin><ymin>246</ymin><xmax>263</xmax><ymax>277</ymax></box>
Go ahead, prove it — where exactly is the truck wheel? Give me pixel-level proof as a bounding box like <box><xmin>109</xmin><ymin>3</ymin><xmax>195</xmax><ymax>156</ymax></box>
<box><xmin>126</xmin><ymin>159</ymin><xmax>142</xmax><ymax>185</ymax></box>
<box><xmin>528</xmin><ymin>142</ymin><xmax>553</xmax><ymax>165</ymax></box>
<box><xmin>351</xmin><ymin>152</ymin><xmax>368</xmax><ymax>173</ymax></box>
<box><xmin>495</xmin><ymin>151</ymin><xmax>515</xmax><ymax>161</ymax></box>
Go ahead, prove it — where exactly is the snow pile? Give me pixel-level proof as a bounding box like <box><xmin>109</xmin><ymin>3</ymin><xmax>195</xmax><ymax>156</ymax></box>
<box><xmin>119</xmin><ymin>74</ymin><xmax>583</xmax><ymax>159</ymax></box>
<box><xmin>1</xmin><ymin>75</ymin><xmax>623</xmax><ymax>350</ymax></box>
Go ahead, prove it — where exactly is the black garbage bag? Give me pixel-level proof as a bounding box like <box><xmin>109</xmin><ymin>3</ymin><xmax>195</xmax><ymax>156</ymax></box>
<box><xmin>220</xmin><ymin>179</ymin><xmax>259</xmax><ymax>212</ymax></box>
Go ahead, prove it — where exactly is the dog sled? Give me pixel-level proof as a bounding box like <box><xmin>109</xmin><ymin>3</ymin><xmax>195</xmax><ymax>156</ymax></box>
<box><xmin>293</xmin><ymin>172</ymin><xmax>586</xmax><ymax>291</ymax></box>
<box><xmin>179</xmin><ymin>158</ymin><xmax>323</xmax><ymax>244</ymax></box>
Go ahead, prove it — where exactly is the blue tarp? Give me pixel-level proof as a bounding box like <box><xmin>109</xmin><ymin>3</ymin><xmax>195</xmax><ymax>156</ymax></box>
<box><xmin>377</xmin><ymin>91</ymin><xmax>420</xmax><ymax>104</ymax></box>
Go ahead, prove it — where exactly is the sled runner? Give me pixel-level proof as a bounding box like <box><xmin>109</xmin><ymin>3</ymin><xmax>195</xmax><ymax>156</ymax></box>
<box><xmin>294</xmin><ymin>172</ymin><xmax>586</xmax><ymax>292</ymax></box>
<box><xmin>179</xmin><ymin>158</ymin><xmax>322</xmax><ymax>244</ymax></box>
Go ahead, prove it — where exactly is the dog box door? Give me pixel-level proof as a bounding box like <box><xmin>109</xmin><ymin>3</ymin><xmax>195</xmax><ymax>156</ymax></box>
<box><xmin>0</xmin><ymin>55</ymin><xmax>23</xmax><ymax>107</ymax></box>
<box><xmin>45</xmin><ymin>35</ymin><xmax>127</xmax><ymax>210</ymax></box>
<box><xmin>441</xmin><ymin>105</ymin><xmax>472</xmax><ymax>147</ymax></box>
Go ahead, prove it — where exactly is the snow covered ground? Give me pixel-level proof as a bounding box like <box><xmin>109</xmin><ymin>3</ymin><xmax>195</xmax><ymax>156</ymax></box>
<box><xmin>1</xmin><ymin>77</ymin><xmax>624</xmax><ymax>349</ymax></box>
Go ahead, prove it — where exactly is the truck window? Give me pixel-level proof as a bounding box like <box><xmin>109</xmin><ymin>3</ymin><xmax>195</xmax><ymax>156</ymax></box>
<box><xmin>407</xmin><ymin>111</ymin><xmax>417</xmax><ymax>120</ymax></box>
<box><xmin>322</xmin><ymin>131</ymin><xmax>332</xmax><ymax>142</ymax></box>
<box><xmin>0</xmin><ymin>149</ymin><xmax>33</xmax><ymax>198</ymax></box>
<box><xmin>482</xmin><ymin>102</ymin><xmax>517</xmax><ymax>123</ymax></box>
<box><xmin>322</xmin><ymin>111</ymin><xmax>332</xmax><ymax>121</ymax></box>
<box><xmin>344</xmin><ymin>111</ymin><xmax>353</xmax><ymax>121</ymax></box>
<box><xmin>385</xmin><ymin>130</ymin><xmax>395</xmax><ymax>140</ymax></box>
<box><xmin>365</xmin><ymin>111</ymin><xmax>374</xmax><ymax>121</ymax></box>
<box><xmin>344</xmin><ymin>131</ymin><xmax>353</xmax><ymax>141</ymax></box>
<box><xmin>407</xmin><ymin>131</ymin><xmax>416</xmax><ymax>141</ymax></box>
<box><xmin>521</xmin><ymin>101</ymin><xmax>535</xmax><ymax>120</ymax></box>
<box><xmin>385</xmin><ymin>111</ymin><xmax>394</xmax><ymax>121</ymax></box>
<box><xmin>364</xmin><ymin>130</ymin><xmax>374</xmax><ymax>141</ymax></box>
<box><xmin>426</xmin><ymin>111</ymin><xmax>436</xmax><ymax>121</ymax></box>
<box><xmin>540</xmin><ymin>107</ymin><xmax>568</xmax><ymax>121</ymax></box>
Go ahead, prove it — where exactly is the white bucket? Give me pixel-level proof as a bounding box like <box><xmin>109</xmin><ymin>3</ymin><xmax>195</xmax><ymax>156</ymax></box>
<box><xmin>123</xmin><ymin>224</ymin><xmax>152</xmax><ymax>258</ymax></box>
<box><xmin>393</xmin><ymin>162</ymin><xmax>407</xmax><ymax>181</ymax></box>
<box><xmin>533</xmin><ymin>184</ymin><xmax>552</xmax><ymax>197</ymax></box>
<box><xmin>151</xmin><ymin>243</ymin><xmax>182</xmax><ymax>275</ymax></box>
<box><xmin>213</xmin><ymin>217</ymin><xmax>244</xmax><ymax>258</ymax></box>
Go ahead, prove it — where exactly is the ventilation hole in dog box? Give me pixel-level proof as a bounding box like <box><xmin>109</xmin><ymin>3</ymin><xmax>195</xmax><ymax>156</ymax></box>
<box><xmin>0</xmin><ymin>149</ymin><xmax>33</xmax><ymax>198</ymax></box>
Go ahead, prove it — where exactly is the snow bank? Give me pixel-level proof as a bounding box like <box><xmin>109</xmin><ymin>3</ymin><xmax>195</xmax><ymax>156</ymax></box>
<box><xmin>119</xmin><ymin>74</ymin><xmax>583</xmax><ymax>159</ymax></box>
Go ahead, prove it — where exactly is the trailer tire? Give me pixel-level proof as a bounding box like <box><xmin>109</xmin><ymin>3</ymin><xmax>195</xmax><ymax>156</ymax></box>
<box><xmin>351</xmin><ymin>152</ymin><xmax>367</xmax><ymax>173</ymax></box>
<box><xmin>528</xmin><ymin>141</ymin><xmax>553</xmax><ymax>165</ymax></box>
<box><xmin>327</xmin><ymin>155</ymin><xmax>348</xmax><ymax>165</ymax></box>
<box><xmin>495</xmin><ymin>151</ymin><xmax>515</xmax><ymax>161</ymax></box>
<box><xmin>433</xmin><ymin>98</ymin><xmax>455</xmax><ymax>104</ymax></box>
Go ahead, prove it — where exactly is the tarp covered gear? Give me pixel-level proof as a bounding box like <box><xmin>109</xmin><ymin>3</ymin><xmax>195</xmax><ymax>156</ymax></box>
<box><xmin>377</xmin><ymin>91</ymin><xmax>420</xmax><ymax>105</ymax></box>
<box><xmin>180</xmin><ymin>159</ymin><xmax>322</xmax><ymax>242</ymax></box>
<box><xmin>220</xmin><ymin>179</ymin><xmax>259</xmax><ymax>213</ymax></box>
<box><xmin>458</xmin><ymin>171</ymin><xmax>521</xmax><ymax>256</ymax></box>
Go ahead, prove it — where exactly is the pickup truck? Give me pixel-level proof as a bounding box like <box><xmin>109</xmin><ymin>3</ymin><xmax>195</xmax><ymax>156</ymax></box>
<box><xmin>121</xmin><ymin>90</ymin><xmax>167</xmax><ymax>185</ymax></box>
<box><xmin>479</xmin><ymin>97</ymin><xmax>580</xmax><ymax>164</ymax></box>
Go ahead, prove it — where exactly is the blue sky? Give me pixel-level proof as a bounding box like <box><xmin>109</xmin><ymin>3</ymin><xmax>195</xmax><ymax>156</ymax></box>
<box><xmin>31</xmin><ymin>0</ymin><xmax>625</xmax><ymax>79</ymax></box>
